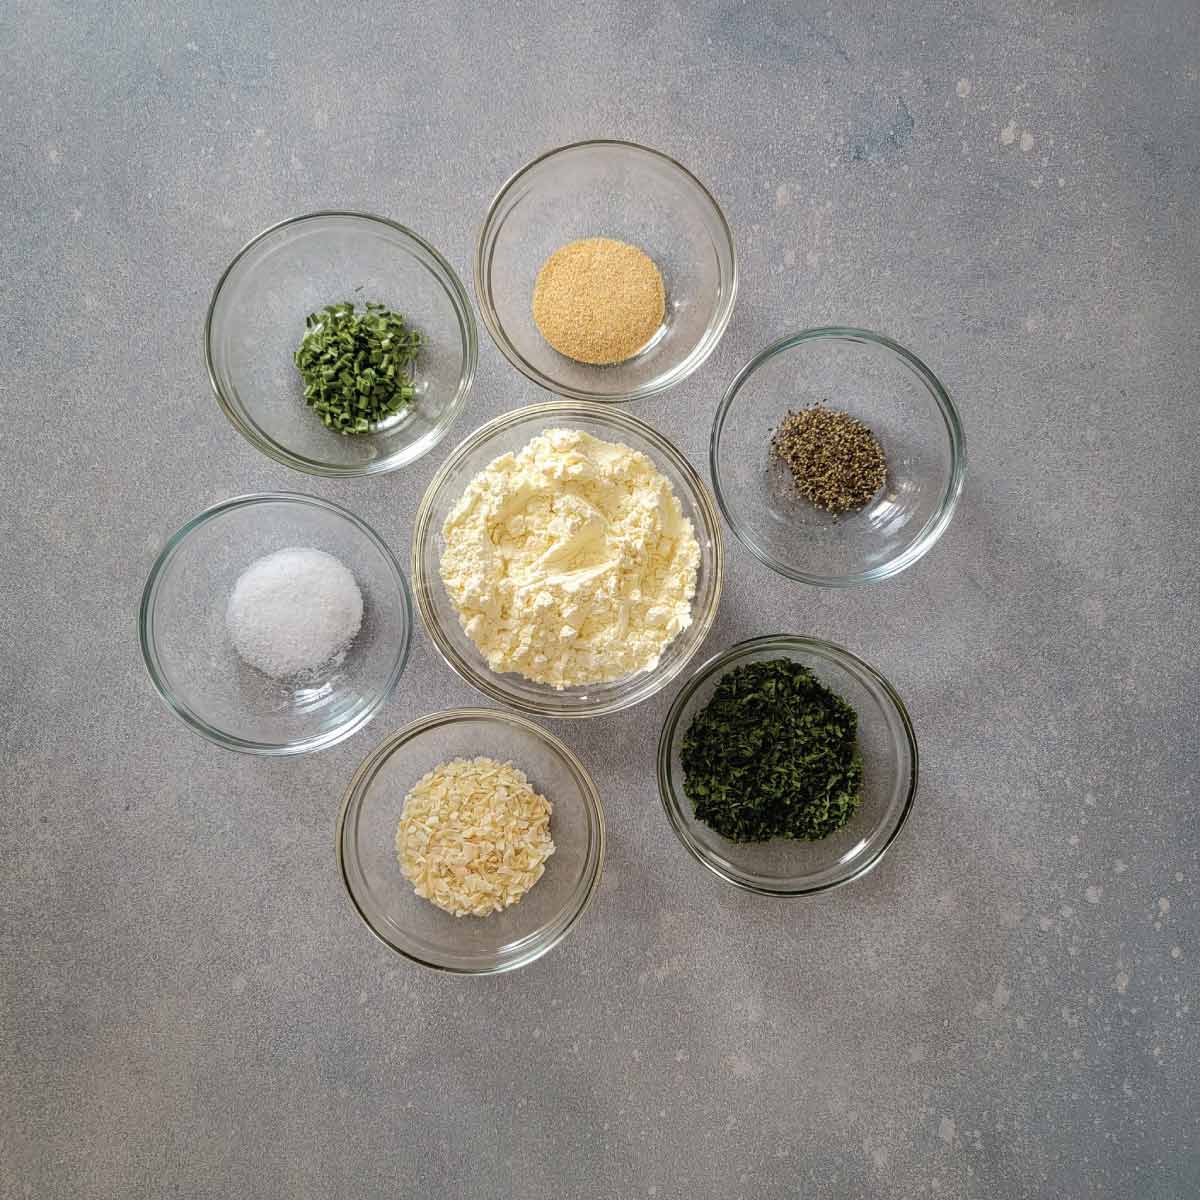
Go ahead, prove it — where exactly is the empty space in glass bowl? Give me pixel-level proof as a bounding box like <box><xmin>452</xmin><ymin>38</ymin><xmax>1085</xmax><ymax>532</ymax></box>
<box><xmin>712</xmin><ymin>329</ymin><xmax>965</xmax><ymax>584</ymax></box>
<box><xmin>141</xmin><ymin>495</ymin><xmax>411</xmax><ymax>753</ymax></box>
<box><xmin>411</xmin><ymin>402</ymin><xmax>724</xmax><ymax>718</ymax></box>
<box><xmin>476</xmin><ymin>141</ymin><xmax>736</xmax><ymax>401</ymax></box>
<box><xmin>338</xmin><ymin>711</ymin><xmax>605</xmax><ymax>973</ymax></box>
<box><xmin>658</xmin><ymin>636</ymin><xmax>918</xmax><ymax>895</ymax></box>
<box><xmin>206</xmin><ymin>213</ymin><xmax>476</xmax><ymax>475</ymax></box>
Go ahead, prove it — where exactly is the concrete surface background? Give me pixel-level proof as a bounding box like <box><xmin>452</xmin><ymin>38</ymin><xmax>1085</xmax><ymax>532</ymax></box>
<box><xmin>2</xmin><ymin>2</ymin><xmax>1197</xmax><ymax>1197</ymax></box>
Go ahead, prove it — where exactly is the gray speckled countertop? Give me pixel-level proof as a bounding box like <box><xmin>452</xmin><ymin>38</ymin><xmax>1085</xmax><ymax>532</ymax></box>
<box><xmin>3</xmin><ymin>3</ymin><xmax>1198</xmax><ymax>1197</ymax></box>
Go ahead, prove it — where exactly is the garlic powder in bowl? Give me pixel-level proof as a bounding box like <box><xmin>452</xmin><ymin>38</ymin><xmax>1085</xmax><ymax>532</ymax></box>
<box><xmin>439</xmin><ymin>428</ymin><xmax>700</xmax><ymax>689</ymax></box>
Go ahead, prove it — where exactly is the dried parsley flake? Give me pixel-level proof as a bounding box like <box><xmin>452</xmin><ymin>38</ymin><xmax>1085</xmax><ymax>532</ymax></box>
<box><xmin>680</xmin><ymin>658</ymin><xmax>864</xmax><ymax>843</ymax></box>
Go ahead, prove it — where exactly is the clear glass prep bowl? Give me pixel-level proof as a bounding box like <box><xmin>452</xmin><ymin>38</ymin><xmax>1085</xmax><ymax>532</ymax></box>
<box><xmin>337</xmin><ymin>708</ymin><xmax>605</xmax><ymax>974</ymax></box>
<box><xmin>711</xmin><ymin>328</ymin><xmax>966</xmax><ymax>586</ymax></box>
<box><xmin>475</xmin><ymin>139</ymin><xmax>737</xmax><ymax>403</ymax></box>
<box><xmin>411</xmin><ymin>401</ymin><xmax>724</xmax><ymax>718</ymax></box>
<box><xmin>139</xmin><ymin>493</ymin><xmax>412</xmax><ymax>755</ymax></box>
<box><xmin>658</xmin><ymin>635</ymin><xmax>918</xmax><ymax>896</ymax></box>
<box><xmin>206</xmin><ymin>211</ymin><xmax>477</xmax><ymax>477</ymax></box>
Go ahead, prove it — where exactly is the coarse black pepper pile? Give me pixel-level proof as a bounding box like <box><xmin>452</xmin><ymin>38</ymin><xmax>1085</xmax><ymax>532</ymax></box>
<box><xmin>771</xmin><ymin>402</ymin><xmax>888</xmax><ymax>514</ymax></box>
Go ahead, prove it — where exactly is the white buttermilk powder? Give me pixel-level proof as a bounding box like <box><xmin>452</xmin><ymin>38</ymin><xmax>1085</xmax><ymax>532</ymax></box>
<box><xmin>439</xmin><ymin>428</ymin><xmax>700</xmax><ymax>688</ymax></box>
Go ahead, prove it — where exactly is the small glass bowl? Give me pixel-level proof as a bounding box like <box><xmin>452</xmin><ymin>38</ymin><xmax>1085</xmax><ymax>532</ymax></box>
<box><xmin>140</xmin><ymin>494</ymin><xmax>412</xmax><ymax>755</ymax></box>
<box><xmin>711</xmin><ymin>328</ymin><xmax>966</xmax><ymax>586</ymax></box>
<box><xmin>475</xmin><ymin>139</ymin><xmax>737</xmax><ymax>403</ymax></box>
<box><xmin>337</xmin><ymin>708</ymin><xmax>605</xmax><ymax>974</ymax></box>
<box><xmin>658</xmin><ymin>635</ymin><xmax>918</xmax><ymax>896</ymax></box>
<box><xmin>206</xmin><ymin>211</ymin><xmax>477</xmax><ymax>477</ymax></box>
<box><xmin>411</xmin><ymin>402</ymin><xmax>724</xmax><ymax>718</ymax></box>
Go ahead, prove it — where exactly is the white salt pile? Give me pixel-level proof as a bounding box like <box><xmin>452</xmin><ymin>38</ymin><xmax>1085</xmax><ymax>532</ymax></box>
<box><xmin>226</xmin><ymin>547</ymin><xmax>363</xmax><ymax>679</ymax></box>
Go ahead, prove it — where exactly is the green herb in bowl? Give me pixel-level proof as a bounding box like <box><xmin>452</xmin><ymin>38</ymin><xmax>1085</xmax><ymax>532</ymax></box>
<box><xmin>680</xmin><ymin>657</ymin><xmax>863</xmax><ymax>842</ymax></box>
<box><xmin>294</xmin><ymin>301</ymin><xmax>421</xmax><ymax>434</ymax></box>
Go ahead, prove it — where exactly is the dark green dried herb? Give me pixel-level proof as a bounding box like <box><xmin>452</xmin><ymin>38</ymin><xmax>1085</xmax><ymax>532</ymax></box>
<box><xmin>680</xmin><ymin>658</ymin><xmax>863</xmax><ymax>842</ymax></box>
<box><xmin>771</xmin><ymin>403</ymin><xmax>887</xmax><ymax>514</ymax></box>
<box><xmin>294</xmin><ymin>301</ymin><xmax>421</xmax><ymax>435</ymax></box>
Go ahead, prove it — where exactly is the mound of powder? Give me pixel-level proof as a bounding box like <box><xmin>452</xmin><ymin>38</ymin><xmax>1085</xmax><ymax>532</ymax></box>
<box><xmin>439</xmin><ymin>428</ymin><xmax>700</xmax><ymax>689</ymax></box>
<box><xmin>226</xmin><ymin>547</ymin><xmax>363</xmax><ymax>679</ymax></box>
<box><xmin>532</xmin><ymin>237</ymin><xmax>665</xmax><ymax>365</ymax></box>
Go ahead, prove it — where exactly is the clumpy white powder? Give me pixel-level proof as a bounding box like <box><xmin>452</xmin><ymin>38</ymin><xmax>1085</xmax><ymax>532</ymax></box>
<box><xmin>226</xmin><ymin>547</ymin><xmax>363</xmax><ymax>679</ymax></box>
<box><xmin>439</xmin><ymin>428</ymin><xmax>700</xmax><ymax>688</ymax></box>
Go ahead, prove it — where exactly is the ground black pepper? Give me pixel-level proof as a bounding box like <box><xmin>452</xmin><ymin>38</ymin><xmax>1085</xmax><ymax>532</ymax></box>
<box><xmin>771</xmin><ymin>403</ymin><xmax>888</xmax><ymax>514</ymax></box>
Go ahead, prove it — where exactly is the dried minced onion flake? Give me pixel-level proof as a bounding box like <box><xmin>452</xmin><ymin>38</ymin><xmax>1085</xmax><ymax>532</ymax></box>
<box><xmin>395</xmin><ymin>757</ymin><xmax>555</xmax><ymax>918</ymax></box>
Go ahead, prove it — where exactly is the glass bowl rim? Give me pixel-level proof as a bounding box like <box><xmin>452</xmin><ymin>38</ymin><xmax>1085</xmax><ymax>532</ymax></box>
<box><xmin>709</xmin><ymin>326</ymin><xmax>967</xmax><ymax>586</ymax></box>
<box><xmin>138</xmin><ymin>491</ymin><xmax>414</xmax><ymax>756</ymax></box>
<box><xmin>657</xmin><ymin>633</ymin><xmax>919</xmax><ymax>897</ymax></box>
<box><xmin>335</xmin><ymin>706</ymin><xmax>607</xmax><ymax>975</ymax></box>
<box><xmin>204</xmin><ymin>209</ymin><xmax>479</xmax><ymax>478</ymax></box>
<box><xmin>473</xmin><ymin>138</ymin><xmax>739</xmax><ymax>404</ymax></box>
<box><xmin>411</xmin><ymin>399</ymin><xmax>725</xmax><ymax>718</ymax></box>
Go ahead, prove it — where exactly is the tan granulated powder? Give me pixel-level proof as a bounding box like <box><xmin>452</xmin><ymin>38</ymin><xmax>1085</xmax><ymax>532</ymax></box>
<box><xmin>532</xmin><ymin>237</ymin><xmax>665</xmax><ymax>365</ymax></box>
